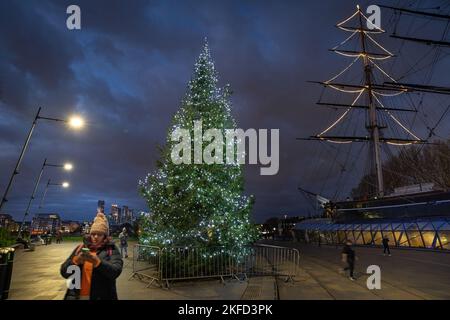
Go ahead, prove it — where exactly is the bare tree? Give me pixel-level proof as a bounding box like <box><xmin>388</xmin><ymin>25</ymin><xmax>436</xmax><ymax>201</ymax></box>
<box><xmin>352</xmin><ymin>140</ymin><xmax>450</xmax><ymax>199</ymax></box>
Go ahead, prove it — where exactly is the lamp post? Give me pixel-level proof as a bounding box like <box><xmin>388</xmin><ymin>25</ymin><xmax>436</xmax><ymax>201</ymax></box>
<box><xmin>38</xmin><ymin>179</ymin><xmax>70</xmax><ymax>210</ymax></box>
<box><xmin>26</xmin><ymin>179</ymin><xmax>69</xmax><ymax>239</ymax></box>
<box><xmin>0</xmin><ymin>107</ymin><xmax>84</xmax><ymax>212</ymax></box>
<box><xmin>17</xmin><ymin>159</ymin><xmax>73</xmax><ymax>239</ymax></box>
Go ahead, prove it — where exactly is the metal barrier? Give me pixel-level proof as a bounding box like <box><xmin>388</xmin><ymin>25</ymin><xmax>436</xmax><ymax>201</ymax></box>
<box><xmin>160</xmin><ymin>246</ymin><xmax>235</xmax><ymax>287</ymax></box>
<box><xmin>128</xmin><ymin>245</ymin><xmax>161</xmax><ymax>287</ymax></box>
<box><xmin>235</xmin><ymin>244</ymin><xmax>300</xmax><ymax>282</ymax></box>
<box><xmin>129</xmin><ymin>243</ymin><xmax>300</xmax><ymax>288</ymax></box>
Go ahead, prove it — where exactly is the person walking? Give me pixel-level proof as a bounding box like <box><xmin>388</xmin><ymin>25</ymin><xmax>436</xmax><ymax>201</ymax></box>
<box><xmin>56</xmin><ymin>230</ymin><xmax>63</xmax><ymax>244</ymax></box>
<box><xmin>60</xmin><ymin>211</ymin><xmax>123</xmax><ymax>300</ymax></box>
<box><xmin>382</xmin><ymin>236</ymin><xmax>391</xmax><ymax>256</ymax></box>
<box><xmin>44</xmin><ymin>230</ymin><xmax>50</xmax><ymax>245</ymax></box>
<box><xmin>341</xmin><ymin>240</ymin><xmax>356</xmax><ymax>281</ymax></box>
<box><xmin>118</xmin><ymin>227</ymin><xmax>129</xmax><ymax>259</ymax></box>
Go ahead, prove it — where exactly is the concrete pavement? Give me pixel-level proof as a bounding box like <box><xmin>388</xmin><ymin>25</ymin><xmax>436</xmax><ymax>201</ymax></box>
<box><xmin>7</xmin><ymin>241</ymin><xmax>249</xmax><ymax>300</ymax></box>
<box><xmin>8</xmin><ymin>240</ymin><xmax>450</xmax><ymax>299</ymax></box>
<box><xmin>273</xmin><ymin>241</ymin><xmax>450</xmax><ymax>300</ymax></box>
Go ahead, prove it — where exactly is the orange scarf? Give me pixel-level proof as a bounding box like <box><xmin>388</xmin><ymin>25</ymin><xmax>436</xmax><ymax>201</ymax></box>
<box><xmin>72</xmin><ymin>249</ymin><xmax>100</xmax><ymax>299</ymax></box>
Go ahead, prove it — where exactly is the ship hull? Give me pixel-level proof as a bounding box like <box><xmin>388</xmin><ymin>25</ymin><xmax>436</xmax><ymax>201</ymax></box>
<box><xmin>332</xmin><ymin>190</ymin><xmax>450</xmax><ymax>222</ymax></box>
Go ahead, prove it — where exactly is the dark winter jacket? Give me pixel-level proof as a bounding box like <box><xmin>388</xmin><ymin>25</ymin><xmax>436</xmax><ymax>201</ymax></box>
<box><xmin>60</xmin><ymin>240</ymin><xmax>123</xmax><ymax>300</ymax></box>
<box><xmin>382</xmin><ymin>238</ymin><xmax>389</xmax><ymax>247</ymax></box>
<box><xmin>342</xmin><ymin>244</ymin><xmax>355</xmax><ymax>263</ymax></box>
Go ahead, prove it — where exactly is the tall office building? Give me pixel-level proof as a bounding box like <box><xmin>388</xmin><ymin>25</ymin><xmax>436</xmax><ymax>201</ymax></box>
<box><xmin>127</xmin><ymin>209</ymin><xmax>134</xmax><ymax>222</ymax></box>
<box><xmin>122</xmin><ymin>206</ymin><xmax>129</xmax><ymax>222</ymax></box>
<box><xmin>111</xmin><ymin>204</ymin><xmax>121</xmax><ymax>224</ymax></box>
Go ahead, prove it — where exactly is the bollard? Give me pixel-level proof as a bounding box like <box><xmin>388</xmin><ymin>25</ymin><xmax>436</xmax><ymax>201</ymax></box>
<box><xmin>0</xmin><ymin>249</ymin><xmax>8</xmax><ymax>299</ymax></box>
<box><xmin>0</xmin><ymin>248</ymin><xmax>15</xmax><ymax>300</ymax></box>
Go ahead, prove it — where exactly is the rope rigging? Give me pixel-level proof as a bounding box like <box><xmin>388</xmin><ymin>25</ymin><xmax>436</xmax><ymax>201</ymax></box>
<box><xmin>298</xmin><ymin>3</ymin><xmax>450</xmax><ymax>205</ymax></box>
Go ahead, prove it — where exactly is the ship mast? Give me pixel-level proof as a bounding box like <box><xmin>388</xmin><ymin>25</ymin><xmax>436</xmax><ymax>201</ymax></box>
<box><xmin>299</xmin><ymin>5</ymin><xmax>430</xmax><ymax>200</ymax></box>
<box><xmin>357</xmin><ymin>6</ymin><xmax>384</xmax><ymax>197</ymax></box>
<box><xmin>299</xmin><ymin>5</ymin><xmax>450</xmax><ymax>201</ymax></box>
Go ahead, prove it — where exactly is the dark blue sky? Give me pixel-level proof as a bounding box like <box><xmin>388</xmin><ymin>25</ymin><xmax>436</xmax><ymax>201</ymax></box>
<box><xmin>1</xmin><ymin>0</ymin><xmax>449</xmax><ymax>223</ymax></box>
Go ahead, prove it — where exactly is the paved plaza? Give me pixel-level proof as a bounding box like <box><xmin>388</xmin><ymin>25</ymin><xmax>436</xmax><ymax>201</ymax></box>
<box><xmin>274</xmin><ymin>241</ymin><xmax>450</xmax><ymax>300</ymax></box>
<box><xmin>7</xmin><ymin>240</ymin><xmax>450</xmax><ymax>300</ymax></box>
<box><xmin>8</xmin><ymin>241</ymin><xmax>249</xmax><ymax>300</ymax></box>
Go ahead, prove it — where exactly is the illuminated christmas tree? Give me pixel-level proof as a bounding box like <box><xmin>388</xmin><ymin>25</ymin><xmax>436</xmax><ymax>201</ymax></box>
<box><xmin>139</xmin><ymin>40</ymin><xmax>257</xmax><ymax>253</ymax></box>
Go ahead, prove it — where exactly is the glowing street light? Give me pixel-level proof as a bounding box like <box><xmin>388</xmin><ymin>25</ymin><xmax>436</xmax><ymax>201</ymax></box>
<box><xmin>0</xmin><ymin>107</ymin><xmax>85</xmax><ymax>212</ymax></box>
<box><xmin>68</xmin><ymin>116</ymin><xmax>85</xmax><ymax>129</ymax></box>
<box><xmin>38</xmin><ymin>179</ymin><xmax>71</xmax><ymax>210</ymax></box>
<box><xmin>18</xmin><ymin>159</ymin><xmax>75</xmax><ymax>239</ymax></box>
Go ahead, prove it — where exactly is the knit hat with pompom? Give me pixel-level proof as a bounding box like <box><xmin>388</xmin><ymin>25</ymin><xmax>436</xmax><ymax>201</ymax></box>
<box><xmin>90</xmin><ymin>212</ymin><xmax>109</xmax><ymax>235</ymax></box>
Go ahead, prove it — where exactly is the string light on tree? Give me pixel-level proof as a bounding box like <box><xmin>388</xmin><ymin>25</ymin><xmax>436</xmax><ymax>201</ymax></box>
<box><xmin>138</xmin><ymin>39</ymin><xmax>258</xmax><ymax>255</ymax></box>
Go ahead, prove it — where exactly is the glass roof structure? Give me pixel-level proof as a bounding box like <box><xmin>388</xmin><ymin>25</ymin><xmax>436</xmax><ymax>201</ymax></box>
<box><xmin>294</xmin><ymin>217</ymin><xmax>450</xmax><ymax>250</ymax></box>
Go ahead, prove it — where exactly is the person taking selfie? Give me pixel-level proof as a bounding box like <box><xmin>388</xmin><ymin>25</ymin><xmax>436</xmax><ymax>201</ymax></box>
<box><xmin>60</xmin><ymin>211</ymin><xmax>123</xmax><ymax>300</ymax></box>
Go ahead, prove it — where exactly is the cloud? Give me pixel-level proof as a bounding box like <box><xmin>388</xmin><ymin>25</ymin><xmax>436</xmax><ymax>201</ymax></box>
<box><xmin>1</xmin><ymin>0</ymin><xmax>447</xmax><ymax>223</ymax></box>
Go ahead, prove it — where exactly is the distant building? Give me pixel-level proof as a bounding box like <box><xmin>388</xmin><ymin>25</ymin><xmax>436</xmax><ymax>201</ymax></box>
<box><xmin>121</xmin><ymin>206</ymin><xmax>128</xmax><ymax>223</ymax></box>
<box><xmin>0</xmin><ymin>214</ymin><xmax>19</xmax><ymax>232</ymax></box>
<box><xmin>20</xmin><ymin>221</ymin><xmax>31</xmax><ymax>231</ymax></box>
<box><xmin>60</xmin><ymin>220</ymin><xmax>81</xmax><ymax>234</ymax></box>
<box><xmin>121</xmin><ymin>206</ymin><xmax>134</xmax><ymax>223</ymax></box>
<box><xmin>31</xmin><ymin>213</ymin><xmax>61</xmax><ymax>235</ymax></box>
<box><xmin>8</xmin><ymin>221</ymin><xmax>20</xmax><ymax>233</ymax></box>
<box><xmin>128</xmin><ymin>209</ymin><xmax>134</xmax><ymax>222</ymax></box>
<box><xmin>97</xmin><ymin>200</ymin><xmax>105</xmax><ymax>213</ymax></box>
<box><xmin>111</xmin><ymin>204</ymin><xmax>121</xmax><ymax>224</ymax></box>
<box><xmin>0</xmin><ymin>214</ymin><xmax>13</xmax><ymax>228</ymax></box>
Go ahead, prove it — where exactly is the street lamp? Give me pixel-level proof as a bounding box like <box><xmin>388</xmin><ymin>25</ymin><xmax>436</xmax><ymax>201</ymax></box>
<box><xmin>0</xmin><ymin>107</ymin><xmax>84</xmax><ymax>212</ymax></box>
<box><xmin>68</xmin><ymin>116</ymin><xmax>85</xmax><ymax>129</ymax></box>
<box><xmin>18</xmin><ymin>159</ymin><xmax>74</xmax><ymax>238</ymax></box>
<box><xmin>38</xmin><ymin>179</ymin><xmax>70</xmax><ymax>210</ymax></box>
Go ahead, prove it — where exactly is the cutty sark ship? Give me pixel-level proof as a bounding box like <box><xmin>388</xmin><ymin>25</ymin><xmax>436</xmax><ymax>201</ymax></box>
<box><xmin>299</xmin><ymin>4</ymin><xmax>450</xmax><ymax>223</ymax></box>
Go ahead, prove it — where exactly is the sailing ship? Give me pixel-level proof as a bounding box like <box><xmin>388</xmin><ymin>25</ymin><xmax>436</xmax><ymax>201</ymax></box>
<box><xmin>299</xmin><ymin>5</ymin><xmax>450</xmax><ymax>223</ymax></box>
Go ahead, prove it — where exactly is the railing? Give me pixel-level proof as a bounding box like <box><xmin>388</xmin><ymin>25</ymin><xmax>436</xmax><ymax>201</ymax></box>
<box><xmin>128</xmin><ymin>245</ymin><xmax>161</xmax><ymax>287</ymax></box>
<box><xmin>129</xmin><ymin>243</ymin><xmax>300</xmax><ymax>288</ymax></box>
<box><xmin>235</xmin><ymin>244</ymin><xmax>300</xmax><ymax>282</ymax></box>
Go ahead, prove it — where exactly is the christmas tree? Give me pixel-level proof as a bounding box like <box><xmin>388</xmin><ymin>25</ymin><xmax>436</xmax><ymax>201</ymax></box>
<box><xmin>139</xmin><ymin>40</ymin><xmax>257</xmax><ymax>254</ymax></box>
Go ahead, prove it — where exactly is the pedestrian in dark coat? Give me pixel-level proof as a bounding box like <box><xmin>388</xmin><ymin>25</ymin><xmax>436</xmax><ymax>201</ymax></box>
<box><xmin>56</xmin><ymin>230</ymin><xmax>63</xmax><ymax>244</ymax></box>
<box><xmin>341</xmin><ymin>240</ymin><xmax>356</xmax><ymax>281</ymax></box>
<box><xmin>118</xmin><ymin>227</ymin><xmax>129</xmax><ymax>258</ymax></box>
<box><xmin>60</xmin><ymin>212</ymin><xmax>123</xmax><ymax>300</ymax></box>
<box><xmin>382</xmin><ymin>237</ymin><xmax>391</xmax><ymax>256</ymax></box>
